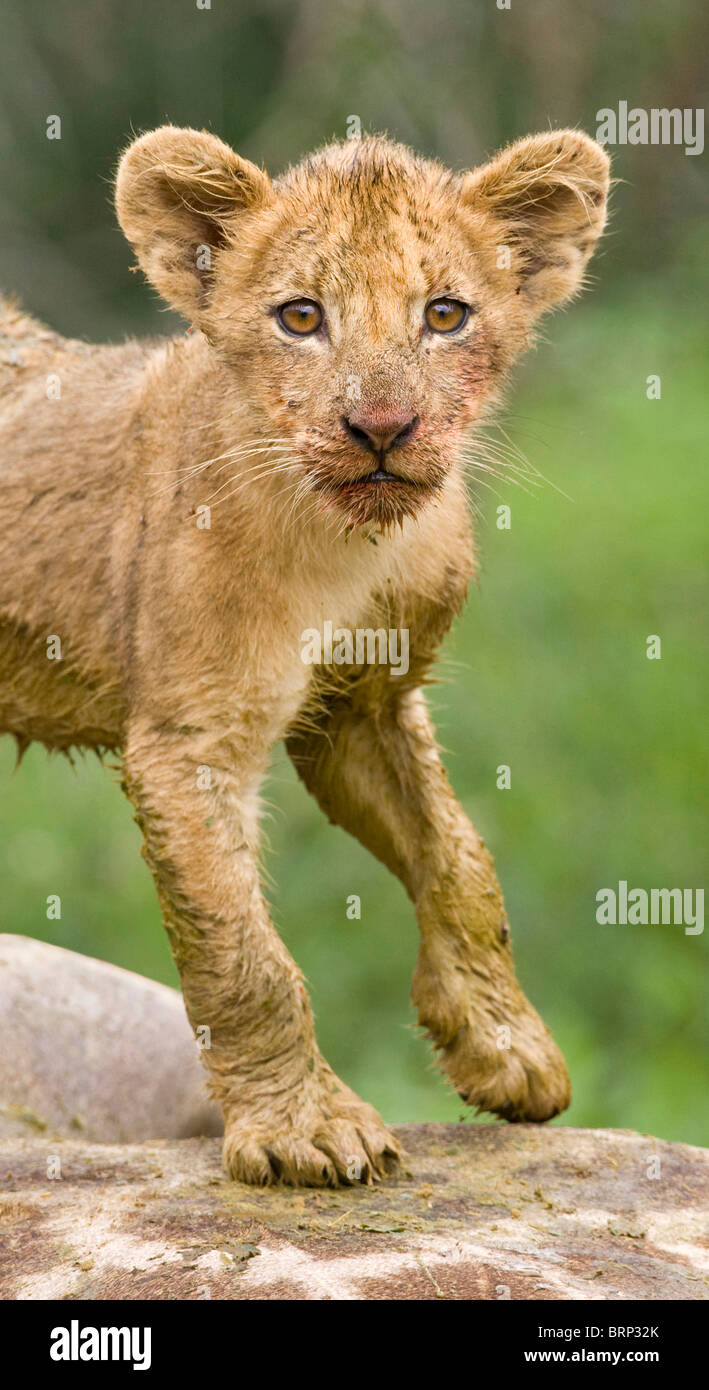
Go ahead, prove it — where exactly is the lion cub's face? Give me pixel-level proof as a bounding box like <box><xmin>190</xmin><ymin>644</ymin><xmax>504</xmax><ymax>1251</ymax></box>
<box><xmin>214</xmin><ymin>146</ymin><xmax>501</xmax><ymax>531</ymax></box>
<box><xmin>116</xmin><ymin>128</ymin><xmax>609</xmax><ymax>529</ymax></box>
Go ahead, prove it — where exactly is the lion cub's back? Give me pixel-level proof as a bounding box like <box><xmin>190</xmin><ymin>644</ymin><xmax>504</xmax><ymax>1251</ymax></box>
<box><xmin>0</xmin><ymin>298</ymin><xmax>92</xmax><ymax>404</ymax></box>
<box><xmin>0</xmin><ymin>299</ymin><xmax>149</xmax><ymax>754</ymax></box>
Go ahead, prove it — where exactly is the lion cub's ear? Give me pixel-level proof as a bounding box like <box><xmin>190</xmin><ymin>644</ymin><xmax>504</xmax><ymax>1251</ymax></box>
<box><xmin>115</xmin><ymin>126</ymin><xmax>270</xmax><ymax>320</ymax></box>
<box><xmin>462</xmin><ymin>130</ymin><xmax>610</xmax><ymax>313</ymax></box>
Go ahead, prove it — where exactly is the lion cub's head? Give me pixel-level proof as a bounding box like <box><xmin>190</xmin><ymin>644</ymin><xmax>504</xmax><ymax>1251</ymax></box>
<box><xmin>116</xmin><ymin>126</ymin><xmax>609</xmax><ymax>529</ymax></box>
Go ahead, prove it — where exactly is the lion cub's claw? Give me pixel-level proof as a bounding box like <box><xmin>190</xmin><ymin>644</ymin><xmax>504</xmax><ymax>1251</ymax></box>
<box><xmin>222</xmin><ymin>1092</ymin><xmax>402</xmax><ymax>1187</ymax></box>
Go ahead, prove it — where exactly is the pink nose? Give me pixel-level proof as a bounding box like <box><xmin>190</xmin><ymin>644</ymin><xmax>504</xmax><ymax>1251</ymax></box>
<box><xmin>342</xmin><ymin>412</ymin><xmax>419</xmax><ymax>456</ymax></box>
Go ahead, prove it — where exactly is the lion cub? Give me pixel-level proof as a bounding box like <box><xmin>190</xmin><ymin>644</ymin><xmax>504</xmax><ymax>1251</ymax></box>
<box><xmin>0</xmin><ymin>126</ymin><xmax>608</xmax><ymax>1184</ymax></box>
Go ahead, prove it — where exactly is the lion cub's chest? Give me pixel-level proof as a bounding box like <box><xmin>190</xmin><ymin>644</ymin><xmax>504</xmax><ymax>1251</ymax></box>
<box><xmin>243</xmin><ymin>537</ymin><xmax>405</xmax><ymax>743</ymax></box>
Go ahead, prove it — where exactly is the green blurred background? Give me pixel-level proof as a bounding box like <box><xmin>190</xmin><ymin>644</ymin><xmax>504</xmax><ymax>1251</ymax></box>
<box><xmin>1</xmin><ymin>0</ymin><xmax>707</xmax><ymax>1143</ymax></box>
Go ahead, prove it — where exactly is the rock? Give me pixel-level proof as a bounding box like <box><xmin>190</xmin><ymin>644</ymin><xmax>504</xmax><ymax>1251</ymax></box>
<box><xmin>0</xmin><ymin>1124</ymin><xmax>707</xmax><ymax>1300</ymax></box>
<box><xmin>0</xmin><ymin>935</ymin><xmax>221</xmax><ymax>1143</ymax></box>
<box><xmin>1</xmin><ymin>937</ymin><xmax>707</xmax><ymax>1301</ymax></box>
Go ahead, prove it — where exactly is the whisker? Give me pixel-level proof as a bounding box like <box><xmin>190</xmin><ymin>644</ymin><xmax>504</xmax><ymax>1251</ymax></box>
<box><xmin>146</xmin><ymin>438</ymin><xmax>295</xmax><ymax>494</ymax></box>
<box><xmin>206</xmin><ymin>460</ymin><xmax>303</xmax><ymax>511</ymax></box>
<box><xmin>146</xmin><ymin>438</ymin><xmax>293</xmax><ymax>475</ymax></box>
<box><xmin>149</xmin><ymin>444</ymin><xmax>296</xmax><ymax>501</ymax></box>
<box><xmin>470</xmin><ymin>422</ymin><xmax>573</xmax><ymax>501</ymax></box>
<box><xmin>199</xmin><ymin>455</ymin><xmax>296</xmax><ymax>505</ymax></box>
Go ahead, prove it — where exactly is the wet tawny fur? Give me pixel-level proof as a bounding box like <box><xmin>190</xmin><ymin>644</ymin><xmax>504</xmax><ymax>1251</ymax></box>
<box><xmin>0</xmin><ymin>127</ymin><xmax>609</xmax><ymax>1184</ymax></box>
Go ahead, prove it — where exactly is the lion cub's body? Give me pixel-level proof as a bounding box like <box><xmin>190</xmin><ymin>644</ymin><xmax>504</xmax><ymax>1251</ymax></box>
<box><xmin>1</xmin><ymin>303</ymin><xmax>147</xmax><ymax>748</ymax></box>
<box><xmin>0</xmin><ymin>128</ymin><xmax>608</xmax><ymax>1185</ymax></box>
<box><xmin>0</xmin><ymin>299</ymin><xmax>467</xmax><ymax>757</ymax></box>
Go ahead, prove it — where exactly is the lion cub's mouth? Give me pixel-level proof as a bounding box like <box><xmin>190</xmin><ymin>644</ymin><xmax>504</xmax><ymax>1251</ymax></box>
<box><xmin>311</xmin><ymin>465</ymin><xmax>426</xmax><ymax>500</ymax></box>
<box><xmin>347</xmin><ymin>467</ymin><xmax>418</xmax><ymax>486</ymax></box>
<box><xmin>311</xmin><ymin>465</ymin><xmax>440</xmax><ymax>529</ymax></box>
<box><xmin>307</xmin><ymin>449</ymin><xmax>445</xmax><ymax>528</ymax></box>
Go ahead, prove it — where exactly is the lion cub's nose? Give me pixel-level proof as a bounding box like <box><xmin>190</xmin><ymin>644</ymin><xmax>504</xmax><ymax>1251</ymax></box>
<box><xmin>342</xmin><ymin>412</ymin><xmax>419</xmax><ymax>457</ymax></box>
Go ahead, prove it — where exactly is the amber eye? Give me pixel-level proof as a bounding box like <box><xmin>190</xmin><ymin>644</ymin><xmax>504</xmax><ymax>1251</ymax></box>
<box><xmin>277</xmin><ymin>299</ymin><xmax>323</xmax><ymax>336</ymax></box>
<box><xmin>425</xmin><ymin>298</ymin><xmax>468</xmax><ymax>334</ymax></box>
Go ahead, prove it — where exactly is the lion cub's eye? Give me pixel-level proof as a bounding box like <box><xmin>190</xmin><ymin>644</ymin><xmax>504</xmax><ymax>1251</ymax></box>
<box><xmin>425</xmin><ymin>298</ymin><xmax>469</xmax><ymax>334</ymax></box>
<box><xmin>277</xmin><ymin>299</ymin><xmax>323</xmax><ymax>336</ymax></box>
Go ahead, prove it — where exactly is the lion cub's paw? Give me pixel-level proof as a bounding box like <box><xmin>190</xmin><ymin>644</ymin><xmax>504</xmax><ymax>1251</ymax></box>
<box><xmin>412</xmin><ymin>946</ymin><xmax>571</xmax><ymax>1123</ymax></box>
<box><xmin>222</xmin><ymin>1085</ymin><xmax>402</xmax><ymax>1187</ymax></box>
<box><xmin>440</xmin><ymin>1009</ymin><xmax>572</xmax><ymax>1123</ymax></box>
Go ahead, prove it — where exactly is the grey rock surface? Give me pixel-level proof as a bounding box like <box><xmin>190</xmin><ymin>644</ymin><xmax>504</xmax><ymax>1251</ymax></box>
<box><xmin>0</xmin><ymin>1124</ymin><xmax>707</xmax><ymax>1300</ymax></box>
<box><xmin>1</xmin><ymin>936</ymin><xmax>707</xmax><ymax>1301</ymax></box>
<box><xmin>0</xmin><ymin>934</ymin><xmax>222</xmax><ymax>1142</ymax></box>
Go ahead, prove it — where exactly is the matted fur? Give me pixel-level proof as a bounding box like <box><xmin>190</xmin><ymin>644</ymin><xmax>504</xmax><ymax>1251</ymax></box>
<box><xmin>0</xmin><ymin>126</ymin><xmax>609</xmax><ymax>1185</ymax></box>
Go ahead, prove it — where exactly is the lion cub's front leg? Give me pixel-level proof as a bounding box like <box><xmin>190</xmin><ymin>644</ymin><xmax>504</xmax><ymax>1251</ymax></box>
<box><xmin>410</xmin><ymin>836</ymin><xmax>571</xmax><ymax>1123</ymax></box>
<box><xmin>122</xmin><ymin>719</ymin><xmax>400</xmax><ymax>1185</ymax></box>
<box><xmin>288</xmin><ymin>685</ymin><xmax>570</xmax><ymax>1123</ymax></box>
